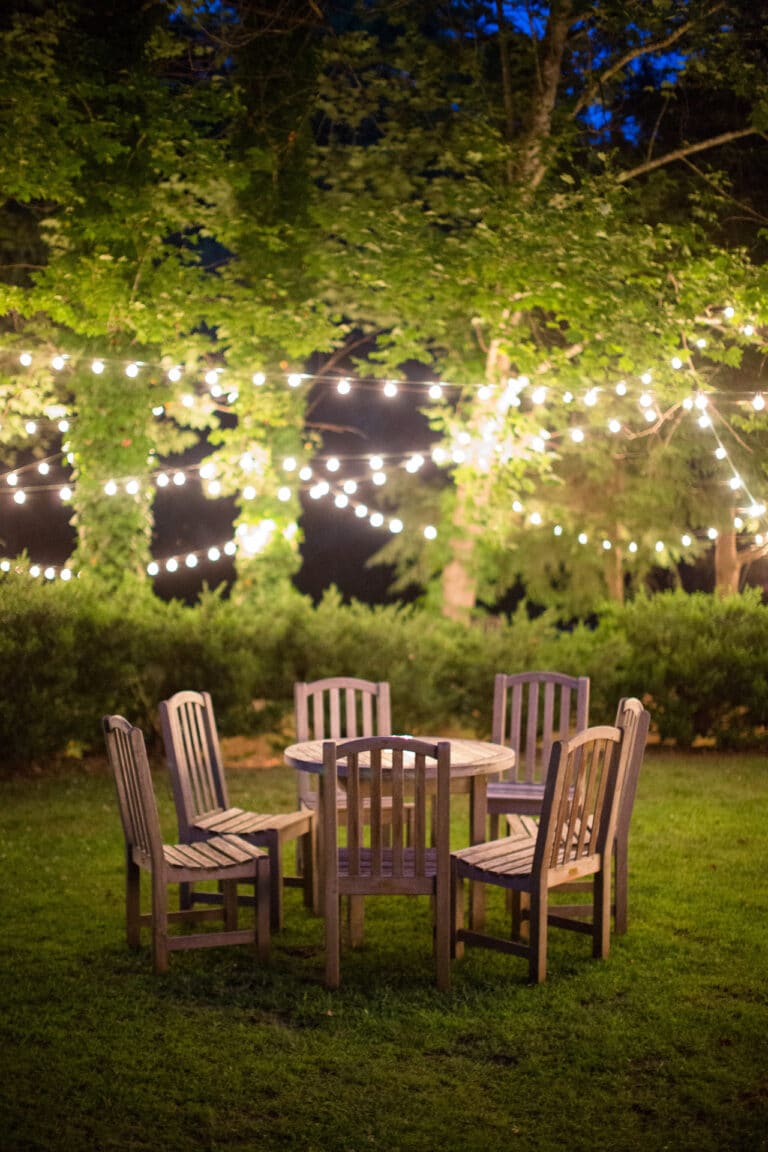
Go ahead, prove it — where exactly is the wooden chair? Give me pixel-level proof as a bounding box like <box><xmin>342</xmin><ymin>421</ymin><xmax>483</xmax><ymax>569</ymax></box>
<box><xmin>293</xmin><ymin>677</ymin><xmax>392</xmax><ymax>816</ymax></box>
<box><xmin>159</xmin><ymin>690</ymin><xmax>316</xmax><ymax>931</ymax></box>
<box><xmin>486</xmin><ymin>671</ymin><xmax>590</xmax><ymax>837</ymax></box>
<box><xmin>507</xmin><ymin>697</ymin><xmax>650</xmax><ymax>936</ymax></box>
<box><xmin>322</xmin><ymin>735</ymin><xmax>452</xmax><ymax>990</ymax></box>
<box><xmin>451</xmin><ymin>722</ymin><xmax>628</xmax><ymax>984</ymax></box>
<box><xmin>103</xmin><ymin>714</ymin><xmax>270</xmax><ymax>972</ymax></box>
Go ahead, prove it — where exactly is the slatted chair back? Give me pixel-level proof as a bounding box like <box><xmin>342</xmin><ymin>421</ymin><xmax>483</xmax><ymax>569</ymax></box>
<box><xmin>492</xmin><ymin>671</ymin><xmax>590</xmax><ymax>785</ymax></box>
<box><xmin>613</xmin><ymin>697</ymin><xmax>650</xmax><ymax>853</ymax></box>
<box><xmin>294</xmin><ymin>678</ymin><xmax>391</xmax><ymax>808</ymax></box>
<box><xmin>322</xmin><ymin>735</ymin><xmax>451</xmax><ymax>989</ymax></box>
<box><xmin>535</xmin><ymin>723</ymin><xmax>625</xmax><ymax>885</ymax></box>
<box><xmin>104</xmin><ymin>713</ymin><xmax>165</xmax><ymax>867</ymax></box>
<box><xmin>159</xmin><ymin>689</ymin><xmax>227</xmax><ymax>840</ymax></box>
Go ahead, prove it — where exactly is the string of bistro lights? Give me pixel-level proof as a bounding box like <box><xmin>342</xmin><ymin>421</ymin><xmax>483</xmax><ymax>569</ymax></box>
<box><xmin>2</xmin><ymin>318</ymin><xmax>768</xmax><ymax>581</ymax></box>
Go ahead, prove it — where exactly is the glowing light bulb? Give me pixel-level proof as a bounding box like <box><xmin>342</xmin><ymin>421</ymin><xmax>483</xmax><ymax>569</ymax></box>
<box><xmin>531</xmin><ymin>386</ymin><xmax>547</xmax><ymax>405</ymax></box>
<box><xmin>252</xmin><ymin>371</ymin><xmax>265</xmax><ymax>386</ymax></box>
<box><xmin>173</xmin><ymin>472</ymin><xmax>185</xmax><ymax>486</ymax></box>
<box><xmin>13</xmin><ymin>490</ymin><xmax>26</xmax><ymax>505</ymax></box>
<box><xmin>287</xmin><ymin>373</ymin><xmax>303</xmax><ymax>388</ymax></box>
<box><xmin>428</xmin><ymin>384</ymin><xmax>443</xmax><ymax>401</ymax></box>
<box><xmin>168</xmin><ymin>366</ymin><xmax>182</xmax><ymax>383</ymax></box>
<box><xmin>204</xmin><ymin>369</ymin><xmax>219</xmax><ymax>386</ymax></box>
<box><xmin>715</xmin><ymin>447</ymin><xmax>727</xmax><ymax>460</ymax></box>
<box><xmin>60</xmin><ymin>487</ymin><xmax>72</xmax><ymax>501</ymax></box>
<box><xmin>343</xmin><ymin>480</ymin><xmax>357</xmax><ymax>495</ymax></box>
<box><xmin>125</xmin><ymin>362</ymin><xmax>139</xmax><ymax>378</ymax></box>
<box><xmin>389</xmin><ymin>518</ymin><xmax>403</xmax><ymax>533</ymax></box>
<box><xmin>156</xmin><ymin>472</ymin><xmax>169</xmax><ymax>487</ymax></box>
<box><xmin>326</xmin><ymin>457</ymin><xmax>340</xmax><ymax>473</ymax></box>
<box><xmin>729</xmin><ymin>476</ymin><xmax>742</xmax><ymax>490</ymax></box>
<box><xmin>584</xmin><ymin>389</ymin><xmax>598</xmax><ymax>407</ymax></box>
<box><xmin>681</xmin><ymin>534</ymin><xmax>692</xmax><ymax>546</ymax></box>
<box><xmin>166</xmin><ymin>558</ymin><xmax>178</xmax><ymax>572</ymax></box>
<box><xmin>724</xmin><ymin>306</ymin><xmax>735</xmax><ymax>319</ymax></box>
<box><xmin>51</xmin><ymin>355</ymin><xmax>66</xmax><ymax>371</ymax></box>
<box><xmin>355</xmin><ymin>504</ymin><xmax>368</xmax><ymax>518</ymax></box>
<box><xmin>644</xmin><ymin>408</ymin><xmax>656</xmax><ymax>423</ymax></box>
<box><xmin>337</xmin><ymin>378</ymin><xmax>351</xmax><ymax>395</ymax></box>
<box><xmin>529</xmin><ymin>512</ymin><xmax>542</xmax><ymax>526</ymax></box>
<box><xmin>25</xmin><ymin>421</ymin><xmax>36</xmax><ymax>435</ymax></box>
<box><xmin>553</xmin><ymin>525</ymin><xmax>563</xmax><ymax>536</ymax></box>
<box><xmin>512</xmin><ymin>500</ymin><xmax>524</xmax><ymax>513</ymax></box>
<box><xmin>608</xmin><ymin>419</ymin><xmax>622</xmax><ymax>434</ymax></box>
<box><xmin>570</xmin><ymin>428</ymin><xmax>585</xmax><ymax>443</ymax></box>
<box><xmin>243</xmin><ymin>485</ymin><xmax>256</xmax><ymax>500</ymax></box>
<box><xmin>671</xmin><ymin>356</ymin><xmax>683</xmax><ymax>370</ymax></box>
<box><xmin>125</xmin><ymin>479</ymin><xmax>140</xmax><ymax>495</ymax></box>
<box><xmin>369</xmin><ymin>456</ymin><xmax>383</xmax><ymax>471</ymax></box>
<box><xmin>640</xmin><ymin>371</ymin><xmax>652</xmax><ymax>385</ymax></box>
<box><xmin>753</xmin><ymin>394</ymin><xmax>765</xmax><ymax>411</ymax></box>
<box><xmin>602</xmin><ymin>540</ymin><xmax>611</xmax><ymax>551</ymax></box>
<box><xmin>370</xmin><ymin>512</ymin><xmax>384</xmax><ymax>528</ymax></box>
<box><xmin>698</xmin><ymin>414</ymin><xmax>711</xmax><ymax>429</ymax></box>
<box><xmin>207</xmin><ymin>480</ymin><xmax>221</xmax><ymax>496</ymax></box>
<box><xmin>58</xmin><ymin>419</ymin><xmax>69</xmax><ymax>432</ymax></box>
<box><xmin>615</xmin><ymin>381</ymin><xmax>627</xmax><ymax>396</ymax></box>
<box><xmin>104</xmin><ymin>481</ymin><xmax>118</xmax><ymax>496</ymax></box>
<box><xmin>278</xmin><ymin>487</ymin><xmax>291</xmax><ymax>502</ymax></box>
<box><xmin>383</xmin><ymin>381</ymin><xmax>398</xmax><ymax>398</ymax></box>
<box><xmin>208</xmin><ymin>547</ymin><xmax>221</xmax><ymax>562</ymax></box>
<box><xmin>406</xmin><ymin>454</ymin><xmax>424</xmax><ymax>472</ymax></box>
<box><xmin>707</xmin><ymin>527</ymin><xmax>718</xmax><ymax>540</ymax></box>
<box><xmin>38</xmin><ymin>462</ymin><xmax>49</xmax><ymax>475</ymax></box>
<box><xmin>7</xmin><ymin>473</ymin><xmax>17</xmax><ymax>486</ymax></box>
<box><xmin>185</xmin><ymin>554</ymin><xmax>198</xmax><ymax>568</ymax></box>
<box><xmin>335</xmin><ymin>494</ymin><xmax>348</xmax><ymax>509</ymax></box>
<box><xmin>424</xmin><ymin>525</ymin><xmax>438</xmax><ymax>540</ymax></box>
<box><xmin>181</xmin><ymin>394</ymin><xmax>194</xmax><ymax>408</ymax></box>
<box><xmin>19</xmin><ymin>352</ymin><xmax>32</xmax><ymax>367</ymax></box>
<box><xmin>372</xmin><ymin>471</ymin><xmax>386</xmax><ymax>486</ymax></box>
<box><xmin>299</xmin><ymin>466</ymin><xmax>312</xmax><ymax>482</ymax></box>
<box><xmin>628</xmin><ymin>541</ymin><xmax>638</xmax><ymax>553</ymax></box>
<box><xmin>60</xmin><ymin>568</ymin><xmax>72</xmax><ymax>581</ymax></box>
<box><xmin>655</xmin><ymin>540</ymin><xmax>664</xmax><ymax>553</ymax></box>
<box><xmin>91</xmin><ymin>359</ymin><xmax>105</xmax><ymax>374</ymax></box>
<box><xmin>578</xmin><ymin>532</ymin><xmax>588</xmax><ymax>544</ymax></box>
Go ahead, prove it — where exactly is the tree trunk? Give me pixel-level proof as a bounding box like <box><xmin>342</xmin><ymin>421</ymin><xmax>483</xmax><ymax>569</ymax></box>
<box><xmin>714</xmin><ymin>531</ymin><xmax>741</xmax><ymax>594</ymax></box>
<box><xmin>605</xmin><ymin>543</ymin><xmax>625</xmax><ymax>604</ymax></box>
<box><xmin>519</xmin><ymin>0</ymin><xmax>573</xmax><ymax>189</ymax></box>
<box><xmin>442</xmin><ymin>489</ymin><xmax>479</xmax><ymax>621</ymax></box>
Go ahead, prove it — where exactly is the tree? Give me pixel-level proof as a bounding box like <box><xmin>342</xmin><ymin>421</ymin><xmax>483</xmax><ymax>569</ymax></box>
<box><xmin>307</xmin><ymin>0</ymin><xmax>768</xmax><ymax>616</ymax></box>
<box><xmin>0</xmin><ymin>0</ymin><xmax>335</xmax><ymax>593</ymax></box>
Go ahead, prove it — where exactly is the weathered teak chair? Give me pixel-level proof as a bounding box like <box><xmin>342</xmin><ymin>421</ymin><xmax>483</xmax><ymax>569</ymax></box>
<box><xmin>159</xmin><ymin>690</ymin><xmax>316</xmax><ymax>931</ymax></box>
<box><xmin>486</xmin><ymin>671</ymin><xmax>590</xmax><ymax>837</ymax></box>
<box><xmin>293</xmin><ymin>677</ymin><xmax>392</xmax><ymax>817</ymax></box>
<box><xmin>322</xmin><ymin>735</ymin><xmax>452</xmax><ymax>990</ymax></box>
<box><xmin>451</xmin><ymin>722</ymin><xmax>628</xmax><ymax>984</ymax></box>
<box><xmin>103</xmin><ymin>714</ymin><xmax>270</xmax><ymax>973</ymax></box>
<box><xmin>507</xmin><ymin>697</ymin><xmax>650</xmax><ymax>936</ymax></box>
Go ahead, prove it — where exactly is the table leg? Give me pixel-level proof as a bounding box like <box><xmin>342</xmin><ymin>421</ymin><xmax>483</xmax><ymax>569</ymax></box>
<box><xmin>468</xmin><ymin>776</ymin><xmax>486</xmax><ymax>930</ymax></box>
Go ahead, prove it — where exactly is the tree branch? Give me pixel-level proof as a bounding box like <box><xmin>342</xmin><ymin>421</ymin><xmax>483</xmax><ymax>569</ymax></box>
<box><xmin>616</xmin><ymin>128</ymin><xmax>762</xmax><ymax>183</ymax></box>
<box><xmin>570</xmin><ymin>10</ymin><xmax>721</xmax><ymax>121</ymax></box>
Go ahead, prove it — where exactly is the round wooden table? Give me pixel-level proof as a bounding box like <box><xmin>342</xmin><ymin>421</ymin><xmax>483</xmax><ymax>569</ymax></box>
<box><xmin>284</xmin><ymin>736</ymin><xmax>515</xmax><ymax>928</ymax></box>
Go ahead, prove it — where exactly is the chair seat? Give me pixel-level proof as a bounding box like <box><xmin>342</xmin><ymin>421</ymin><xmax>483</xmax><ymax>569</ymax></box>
<box><xmin>338</xmin><ymin>845</ymin><xmax>439</xmax><ymax>880</ymax></box>
<box><xmin>160</xmin><ymin>834</ymin><xmax>268</xmax><ymax>873</ymax></box>
<box><xmin>192</xmin><ymin>806</ymin><xmax>313</xmax><ymax>838</ymax></box>
<box><xmin>486</xmin><ymin>780</ymin><xmax>546</xmax><ymax>814</ymax></box>
<box><xmin>453</xmin><ymin>834</ymin><xmax>537</xmax><ymax>882</ymax></box>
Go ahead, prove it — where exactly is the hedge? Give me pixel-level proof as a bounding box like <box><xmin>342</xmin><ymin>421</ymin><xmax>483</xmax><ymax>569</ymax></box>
<box><xmin>1</xmin><ymin>574</ymin><xmax>767</xmax><ymax>767</ymax></box>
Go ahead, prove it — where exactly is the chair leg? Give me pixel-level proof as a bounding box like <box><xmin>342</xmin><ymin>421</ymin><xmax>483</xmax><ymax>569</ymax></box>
<box><xmin>255</xmin><ymin>858</ymin><xmax>271</xmax><ymax>963</ymax></box>
<box><xmin>348</xmin><ymin>896</ymin><xmax>365</xmax><ymax>948</ymax></box>
<box><xmin>151</xmin><ymin>872</ymin><xmax>170</xmax><ymax>974</ymax></box>
<box><xmin>593</xmin><ymin>866</ymin><xmax>612</xmax><ymax>960</ymax></box>
<box><xmin>435</xmin><ymin>882</ymin><xmax>451</xmax><ymax>992</ymax></box>
<box><xmin>489</xmin><ymin>812</ymin><xmax>500</xmax><ymax>840</ymax></box>
<box><xmin>125</xmin><ymin>854</ymin><xmax>141</xmax><ymax>949</ymax></box>
<box><xmin>613</xmin><ymin>840</ymin><xmax>628</xmax><ymax>935</ymax></box>
<box><xmin>324</xmin><ymin>892</ymin><xmax>341</xmax><ymax>989</ymax></box>
<box><xmin>302</xmin><ymin>825</ymin><xmax>318</xmax><ymax>915</ymax></box>
<box><xmin>263</xmin><ymin>832</ymin><xmax>283</xmax><ymax>932</ymax></box>
<box><xmin>451</xmin><ymin>865</ymin><xmax>465</xmax><ymax>960</ymax></box>
<box><xmin>178</xmin><ymin>881</ymin><xmax>193</xmax><ymax>911</ymax></box>
<box><xmin>528</xmin><ymin>888</ymin><xmax>548</xmax><ymax>984</ymax></box>
<box><xmin>222</xmin><ymin>880</ymin><xmax>238</xmax><ymax>930</ymax></box>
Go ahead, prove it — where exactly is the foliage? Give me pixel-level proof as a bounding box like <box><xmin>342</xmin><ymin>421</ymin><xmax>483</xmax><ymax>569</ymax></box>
<box><xmin>1</xmin><ymin>753</ymin><xmax>767</xmax><ymax>1151</ymax></box>
<box><xmin>3</xmin><ymin>574</ymin><xmax>768</xmax><ymax>764</ymax></box>
<box><xmin>308</xmin><ymin>0</ymin><xmax>768</xmax><ymax>613</ymax></box>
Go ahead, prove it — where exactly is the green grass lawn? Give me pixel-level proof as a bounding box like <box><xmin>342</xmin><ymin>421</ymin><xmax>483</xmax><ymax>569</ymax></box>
<box><xmin>1</xmin><ymin>750</ymin><xmax>766</xmax><ymax>1152</ymax></box>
